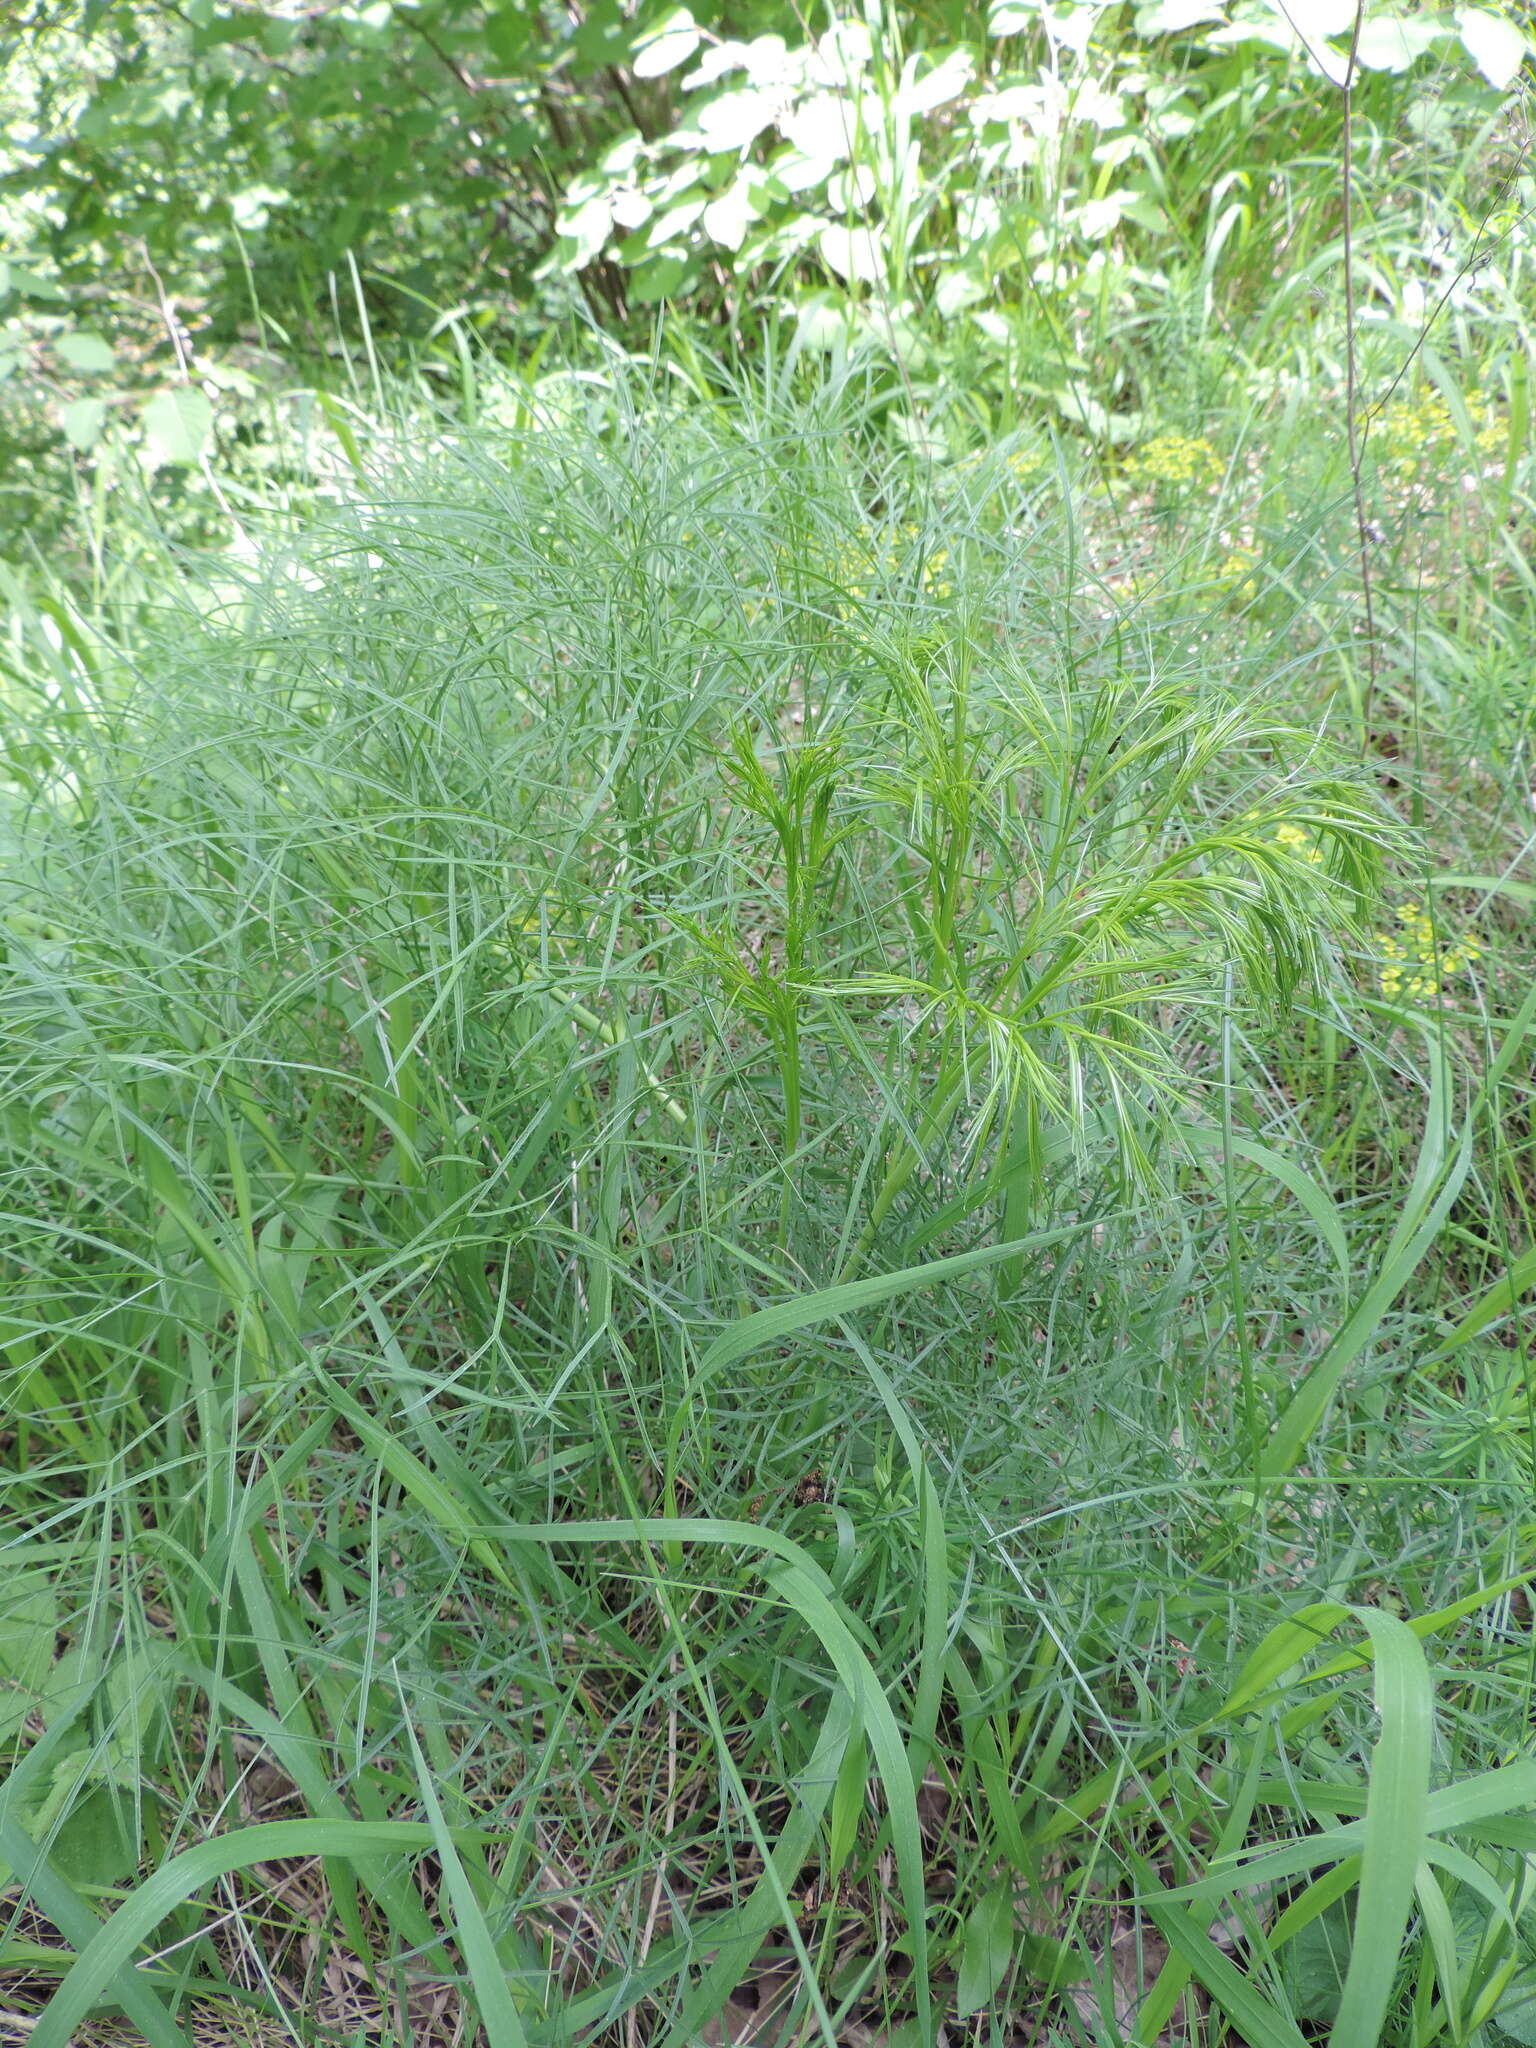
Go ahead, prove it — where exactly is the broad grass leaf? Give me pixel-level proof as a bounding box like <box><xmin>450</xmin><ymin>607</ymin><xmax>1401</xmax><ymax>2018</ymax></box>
<box><xmin>1435</xmin><ymin>1241</ymin><xmax>1536</xmax><ymax>1353</ymax></box>
<box><xmin>1262</xmin><ymin>1034</ymin><xmax>1469</xmax><ymax>1477</ymax></box>
<box><xmin>956</xmin><ymin>1879</ymin><xmax>1015</xmax><ymax>2015</ymax></box>
<box><xmin>1493</xmin><ymin>1990</ymin><xmax>1536</xmax><ymax>2045</ymax></box>
<box><xmin>400</xmin><ymin>1711</ymin><xmax>532</xmax><ymax>2047</ymax></box>
<box><xmin>0</xmin><ymin>1571</ymin><xmax>56</xmax><ymax>1741</ymax></box>
<box><xmin>692</xmin><ymin>1224</ymin><xmax>1101</xmax><ymax>1384</ymax></box>
<box><xmin>1281</xmin><ymin>1902</ymin><xmax>1351</xmax><ymax>2026</ymax></box>
<box><xmin>29</xmin><ymin>1821</ymin><xmax>456</xmax><ymax>2048</ymax></box>
<box><xmin>37</xmin><ymin>1779</ymin><xmax>142</xmax><ymax>1890</ymax></box>
<box><xmin>1137</xmin><ymin>1865</ymin><xmax>1308</xmax><ymax>2048</ymax></box>
<box><xmin>0</xmin><ymin>1813</ymin><xmax>184</xmax><ymax>2048</ymax></box>
<box><xmin>1328</xmin><ymin>1612</ymin><xmax>1433</xmax><ymax>2044</ymax></box>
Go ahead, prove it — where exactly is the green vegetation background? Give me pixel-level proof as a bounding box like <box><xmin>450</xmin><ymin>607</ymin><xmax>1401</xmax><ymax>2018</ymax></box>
<box><xmin>3</xmin><ymin>3</ymin><xmax>1536</xmax><ymax>2045</ymax></box>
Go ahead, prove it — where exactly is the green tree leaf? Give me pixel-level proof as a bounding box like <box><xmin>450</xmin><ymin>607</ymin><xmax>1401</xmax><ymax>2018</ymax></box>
<box><xmin>142</xmin><ymin>388</ymin><xmax>213</xmax><ymax>468</ymax></box>
<box><xmin>53</xmin><ymin>332</ymin><xmax>115</xmax><ymax>373</ymax></box>
<box><xmin>632</xmin><ymin>7</ymin><xmax>701</xmax><ymax>78</ymax></box>
<box><xmin>1458</xmin><ymin>4</ymin><xmax>1530</xmax><ymax>85</ymax></box>
<box><xmin>60</xmin><ymin>397</ymin><xmax>110</xmax><ymax>452</ymax></box>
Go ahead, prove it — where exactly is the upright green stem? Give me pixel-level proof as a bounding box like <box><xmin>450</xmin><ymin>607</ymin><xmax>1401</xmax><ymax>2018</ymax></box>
<box><xmin>1220</xmin><ymin>964</ymin><xmax>1263</xmax><ymax>1484</ymax></box>
<box><xmin>1340</xmin><ymin>0</ymin><xmax>1380</xmax><ymax>735</ymax></box>
<box><xmin>777</xmin><ymin>1005</ymin><xmax>803</xmax><ymax>1251</ymax></box>
<box><xmin>840</xmin><ymin>1066</ymin><xmax>969</xmax><ymax>1279</ymax></box>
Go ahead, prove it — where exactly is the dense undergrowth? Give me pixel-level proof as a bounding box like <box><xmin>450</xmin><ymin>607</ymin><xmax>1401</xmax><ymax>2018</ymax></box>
<box><xmin>1</xmin><ymin>344</ymin><xmax>1535</xmax><ymax>2048</ymax></box>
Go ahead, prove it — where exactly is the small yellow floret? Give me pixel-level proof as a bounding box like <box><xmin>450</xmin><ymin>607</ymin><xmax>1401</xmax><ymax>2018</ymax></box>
<box><xmin>1376</xmin><ymin>902</ymin><xmax>1482</xmax><ymax>1003</ymax></box>
<box><xmin>1376</xmin><ymin>391</ymin><xmax>1504</xmax><ymax>479</ymax></box>
<box><xmin>1274</xmin><ymin>822</ymin><xmax>1325</xmax><ymax>865</ymax></box>
<box><xmin>1124</xmin><ymin>433</ymin><xmax>1223</xmax><ymax>494</ymax></box>
<box><xmin>1216</xmin><ymin>546</ymin><xmax>1260</xmax><ymax>601</ymax></box>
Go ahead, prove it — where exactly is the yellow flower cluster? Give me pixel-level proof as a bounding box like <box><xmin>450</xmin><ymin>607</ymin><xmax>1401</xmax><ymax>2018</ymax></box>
<box><xmin>1377</xmin><ymin>901</ymin><xmax>1481</xmax><ymax>1002</ymax></box>
<box><xmin>1374</xmin><ymin>392</ymin><xmax>1503</xmax><ymax>478</ymax></box>
<box><xmin>957</xmin><ymin>446</ymin><xmax>1041</xmax><ymax>482</ymax></box>
<box><xmin>1124</xmin><ymin>433</ymin><xmax>1223</xmax><ymax>493</ymax></box>
<box><xmin>830</xmin><ymin>535</ymin><xmax>875</xmax><ymax>608</ymax></box>
<box><xmin>1273</xmin><ymin>821</ymin><xmax>1325</xmax><ymax>866</ymax></box>
<box><xmin>1215</xmin><ymin>545</ymin><xmax>1260</xmax><ymax>602</ymax></box>
<box><xmin>920</xmin><ymin>543</ymin><xmax>953</xmax><ymax>598</ymax></box>
<box><xmin>826</xmin><ymin>522</ymin><xmax>953</xmax><ymax>613</ymax></box>
<box><xmin>741</xmin><ymin>522</ymin><xmax>957</xmax><ymax>626</ymax></box>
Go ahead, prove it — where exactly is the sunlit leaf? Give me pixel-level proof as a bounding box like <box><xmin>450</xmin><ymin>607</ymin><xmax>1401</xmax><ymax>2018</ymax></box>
<box><xmin>647</xmin><ymin>197</ymin><xmax>707</xmax><ymax>246</ymax></box>
<box><xmin>703</xmin><ymin>181</ymin><xmax>759</xmax><ymax>250</ymax></box>
<box><xmin>1135</xmin><ymin>0</ymin><xmax>1227</xmax><ymax>30</ymax></box>
<box><xmin>1458</xmin><ymin>4</ymin><xmax>1529</xmax><ymax>85</ymax></box>
<box><xmin>818</xmin><ymin>221</ymin><xmax>885</xmax><ymax>283</ymax></box>
<box><xmin>557</xmin><ymin>193</ymin><xmax>614</xmax><ymax>268</ymax></box>
<box><xmin>629</xmin><ymin>252</ymin><xmax>692</xmax><ymax>302</ymax></box>
<box><xmin>935</xmin><ymin>264</ymin><xmax>986</xmax><ymax>316</ymax></box>
<box><xmin>141</xmin><ymin>387</ymin><xmax>213</xmax><ymax>468</ymax></box>
<box><xmin>60</xmin><ymin>397</ymin><xmax>110</xmax><ymax>453</ymax></box>
<box><xmin>780</xmin><ymin>90</ymin><xmax>861</xmax><ymax>160</ymax></box>
<box><xmin>632</xmin><ymin>7</ymin><xmax>701</xmax><ymax>79</ymax></box>
<box><xmin>697</xmin><ymin>86</ymin><xmax>784</xmax><ymax>149</ymax></box>
<box><xmin>1354</xmin><ymin>13</ymin><xmax>1447</xmax><ymax>68</ymax></box>
<box><xmin>53</xmin><ymin>331</ymin><xmax>114</xmax><ymax>373</ymax></box>
<box><xmin>895</xmin><ymin>47</ymin><xmax>975</xmax><ymax>116</ymax></box>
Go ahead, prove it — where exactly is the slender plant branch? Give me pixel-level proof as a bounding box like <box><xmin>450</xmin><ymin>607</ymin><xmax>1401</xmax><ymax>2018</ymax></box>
<box><xmin>1340</xmin><ymin>0</ymin><xmax>1380</xmax><ymax>736</ymax></box>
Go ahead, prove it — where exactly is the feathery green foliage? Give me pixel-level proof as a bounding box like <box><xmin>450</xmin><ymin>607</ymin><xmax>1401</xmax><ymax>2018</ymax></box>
<box><xmin>4</xmin><ymin>356</ymin><xmax>1536</xmax><ymax>2044</ymax></box>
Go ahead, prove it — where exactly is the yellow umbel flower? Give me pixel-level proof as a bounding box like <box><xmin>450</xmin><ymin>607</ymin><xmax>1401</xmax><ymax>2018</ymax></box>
<box><xmin>1215</xmin><ymin>546</ymin><xmax>1260</xmax><ymax>603</ymax></box>
<box><xmin>1376</xmin><ymin>901</ymin><xmax>1482</xmax><ymax>1003</ymax></box>
<box><xmin>1124</xmin><ymin>434</ymin><xmax>1223</xmax><ymax>493</ymax></box>
<box><xmin>821</xmin><ymin>522</ymin><xmax>954</xmax><ymax>619</ymax></box>
<box><xmin>1273</xmin><ymin>821</ymin><xmax>1325</xmax><ymax>866</ymax></box>
<box><xmin>1374</xmin><ymin>391</ymin><xmax>1504</xmax><ymax>478</ymax></box>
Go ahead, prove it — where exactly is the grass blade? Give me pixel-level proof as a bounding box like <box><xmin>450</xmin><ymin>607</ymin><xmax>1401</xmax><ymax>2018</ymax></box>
<box><xmin>1328</xmin><ymin>1609</ymin><xmax>1434</xmax><ymax>2046</ymax></box>
<box><xmin>29</xmin><ymin>1821</ymin><xmax>460</xmax><ymax>2048</ymax></box>
<box><xmin>398</xmin><ymin>1702</ymin><xmax>532</xmax><ymax>2048</ymax></box>
<box><xmin>1262</xmin><ymin>1037</ymin><xmax>1469</xmax><ymax>1478</ymax></box>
